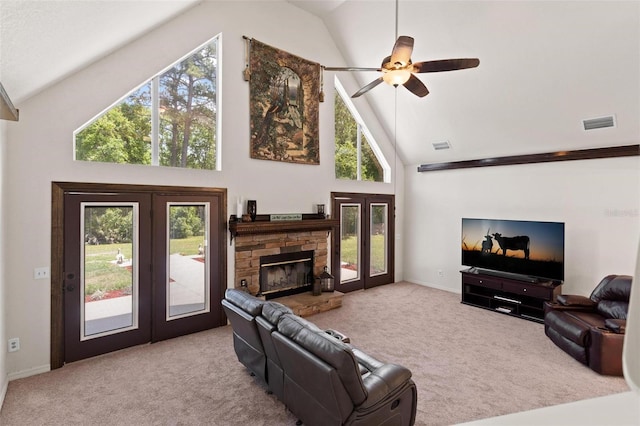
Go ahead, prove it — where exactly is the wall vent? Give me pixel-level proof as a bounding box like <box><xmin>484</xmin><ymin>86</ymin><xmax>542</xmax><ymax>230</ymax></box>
<box><xmin>432</xmin><ymin>141</ymin><xmax>451</xmax><ymax>150</ymax></box>
<box><xmin>582</xmin><ymin>115</ymin><xmax>616</xmax><ymax>131</ymax></box>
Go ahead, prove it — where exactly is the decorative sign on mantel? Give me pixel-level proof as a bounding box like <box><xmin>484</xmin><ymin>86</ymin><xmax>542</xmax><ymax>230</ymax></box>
<box><xmin>270</xmin><ymin>214</ymin><xmax>303</xmax><ymax>222</ymax></box>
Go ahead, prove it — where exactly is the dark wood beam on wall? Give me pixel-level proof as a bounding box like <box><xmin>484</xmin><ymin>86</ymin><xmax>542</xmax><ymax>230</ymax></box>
<box><xmin>417</xmin><ymin>144</ymin><xmax>640</xmax><ymax>172</ymax></box>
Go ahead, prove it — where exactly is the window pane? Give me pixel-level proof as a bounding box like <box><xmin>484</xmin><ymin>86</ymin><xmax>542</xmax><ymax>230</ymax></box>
<box><xmin>159</xmin><ymin>40</ymin><xmax>217</xmax><ymax>170</ymax></box>
<box><xmin>361</xmin><ymin>133</ymin><xmax>384</xmax><ymax>182</ymax></box>
<box><xmin>167</xmin><ymin>204</ymin><xmax>209</xmax><ymax>319</ymax></box>
<box><xmin>75</xmin><ymin>84</ymin><xmax>152</xmax><ymax>164</ymax></box>
<box><xmin>340</xmin><ymin>204</ymin><xmax>361</xmax><ymax>283</ymax></box>
<box><xmin>74</xmin><ymin>35</ymin><xmax>219</xmax><ymax>171</ymax></box>
<box><xmin>370</xmin><ymin>204</ymin><xmax>388</xmax><ymax>276</ymax></box>
<box><xmin>334</xmin><ymin>94</ymin><xmax>358</xmax><ymax>180</ymax></box>
<box><xmin>82</xmin><ymin>204</ymin><xmax>138</xmax><ymax>340</ymax></box>
<box><xmin>334</xmin><ymin>83</ymin><xmax>387</xmax><ymax>182</ymax></box>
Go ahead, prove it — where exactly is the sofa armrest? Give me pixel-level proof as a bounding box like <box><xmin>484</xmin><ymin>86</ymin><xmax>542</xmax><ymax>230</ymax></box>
<box><xmin>589</xmin><ymin>326</ymin><xmax>626</xmax><ymax>375</ymax></box>
<box><xmin>359</xmin><ymin>363</ymin><xmax>413</xmax><ymax>409</ymax></box>
<box><xmin>604</xmin><ymin>318</ymin><xmax>626</xmax><ymax>334</ymax></box>
<box><xmin>557</xmin><ymin>294</ymin><xmax>595</xmax><ymax>308</ymax></box>
<box><xmin>352</xmin><ymin>348</ymin><xmax>385</xmax><ymax>372</ymax></box>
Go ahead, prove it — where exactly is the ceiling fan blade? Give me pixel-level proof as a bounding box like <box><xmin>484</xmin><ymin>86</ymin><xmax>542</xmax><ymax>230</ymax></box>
<box><xmin>413</xmin><ymin>58</ymin><xmax>480</xmax><ymax>73</ymax></box>
<box><xmin>324</xmin><ymin>67</ymin><xmax>382</xmax><ymax>72</ymax></box>
<box><xmin>389</xmin><ymin>36</ymin><xmax>414</xmax><ymax>67</ymax></box>
<box><xmin>352</xmin><ymin>77</ymin><xmax>384</xmax><ymax>98</ymax></box>
<box><xmin>403</xmin><ymin>74</ymin><xmax>429</xmax><ymax>97</ymax></box>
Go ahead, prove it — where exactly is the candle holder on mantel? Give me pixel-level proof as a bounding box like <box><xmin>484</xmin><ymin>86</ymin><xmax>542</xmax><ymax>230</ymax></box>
<box><xmin>247</xmin><ymin>200</ymin><xmax>257</xmax><ymax>222</ymax></box>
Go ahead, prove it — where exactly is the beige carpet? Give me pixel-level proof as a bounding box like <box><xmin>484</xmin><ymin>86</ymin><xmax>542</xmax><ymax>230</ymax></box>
<box><xmin>0</xmin><ymin>282</ymin><xmax>629</xmax><ymax>425</ymax></box>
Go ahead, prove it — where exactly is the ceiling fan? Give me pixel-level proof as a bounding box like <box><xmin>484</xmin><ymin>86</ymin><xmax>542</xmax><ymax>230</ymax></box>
<box><xmin>325</xmin><ymin>35</ymin><xmax>480</xmax><ymax>98</ymax></box>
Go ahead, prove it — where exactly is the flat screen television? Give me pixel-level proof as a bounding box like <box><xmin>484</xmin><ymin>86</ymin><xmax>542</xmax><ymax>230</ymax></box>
<box><xmin>461</xmin><ymin>218</ymin><xmax>565</xmax><ymax>282</ymax></box>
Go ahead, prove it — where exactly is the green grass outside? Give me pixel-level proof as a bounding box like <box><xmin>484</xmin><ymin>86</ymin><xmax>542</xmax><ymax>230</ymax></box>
<box><xmin>84</xmin><ymin>236</ymin><xmax>203</xmax><ymax>295</ymax></box>
<box><xmin>169</xmin><ymin>235</ymin><xmax>205</xmax><ymax>256</ymax></box>
<box><xmin>341</xmin><ymin>234</ymin><xmax>386</xmax><ymax>274</ymax></box>
<box><xmin>84</xmin><ymin>243</ymin><xmax>133</xmax><ymax>295</ymax></box>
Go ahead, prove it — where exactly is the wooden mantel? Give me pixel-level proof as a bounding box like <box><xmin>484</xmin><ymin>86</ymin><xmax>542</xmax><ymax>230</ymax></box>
<box><xmin>228</xmin><ymin>215</ymin><xmax>339</xmax><ymax>242</ymax></box>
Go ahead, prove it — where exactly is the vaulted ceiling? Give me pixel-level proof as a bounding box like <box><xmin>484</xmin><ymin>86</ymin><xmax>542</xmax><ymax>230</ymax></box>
<box><xmin>296</xmin><ymin>0</ymin><xmax>640</xmax><ymax>165</ymax></box>
<box><xmin>0</xmin><ymin>0</ymin><xmax>199</xmax><ymax>103</ymax></box>
<box><xmin>1</xmin><ymin>0</ymin><xmax>638</xmax><ymax>165</ymax></box>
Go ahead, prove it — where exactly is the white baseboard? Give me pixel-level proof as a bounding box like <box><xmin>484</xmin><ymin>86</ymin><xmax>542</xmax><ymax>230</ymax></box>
<box><xmin>8</xmin><ymin>364</ymin><xmax>50</xmax><ymax>381</ymax></box>
<box><xmin>404</xmin><ymin>278</ymin><xmax>461</xmax><ymax>294</ymax></box>
<box><xmin>0</xmin><ymin>376</ymin><xmax>7</xmax><ymax>412</ymax></box>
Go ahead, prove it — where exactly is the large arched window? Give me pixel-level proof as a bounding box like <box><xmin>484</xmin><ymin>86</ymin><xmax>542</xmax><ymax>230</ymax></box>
<box><xmin>74</xmin><ymin>35</ymin><xmax>220</xmax><ymax>170</ymax></box>
<box><xmin>334</xmin><ymin>77</ymin><xmax>389</xmax><ymax>182</ymax></box>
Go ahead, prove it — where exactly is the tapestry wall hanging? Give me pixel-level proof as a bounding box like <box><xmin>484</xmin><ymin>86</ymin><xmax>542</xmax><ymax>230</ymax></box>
<box><xmin>248</xmin><ymin>38</ymin><xmax>320</xmax><ymax>164</ymax></box>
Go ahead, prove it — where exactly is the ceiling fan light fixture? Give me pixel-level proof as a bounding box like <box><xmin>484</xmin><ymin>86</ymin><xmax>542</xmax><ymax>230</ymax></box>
<box><xmin>382</xmin><ymin>68</ymin><xmax>411</xmax><ymax>86</ymax></box>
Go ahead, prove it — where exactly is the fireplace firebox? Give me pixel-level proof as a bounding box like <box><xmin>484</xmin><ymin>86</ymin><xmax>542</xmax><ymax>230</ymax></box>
<box><xmin>259</xmin><ymin>250</ymin><xmax>314</xmax><ymax>299</ymax></box>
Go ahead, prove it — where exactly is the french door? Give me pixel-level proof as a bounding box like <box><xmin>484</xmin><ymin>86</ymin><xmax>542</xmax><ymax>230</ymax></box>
<box><xmin>53</xmin><ymin>183</ymin><xmax>226</xmax><ymax>366</ymax></box>
<box><xmin>331</xmin><ymin>193</ymin><xmax>395</xmax><ymax>293</ymax></box>
<box><xmin>63</xmin><ymin>193</ymin><xmax>152</xmax><ymax>362</ymax></box>
<box><xmin>151</xmin><ymin>195</ymin><xmax>223</xmax><ymax>342</ymax></box>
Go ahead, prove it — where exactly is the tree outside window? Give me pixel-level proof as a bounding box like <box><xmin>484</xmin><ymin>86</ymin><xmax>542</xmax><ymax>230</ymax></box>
<box><xmin>334</xmin><ymin>79</ymin><xmax>386</xmax><ymax>182</ymax></box>
<box><xmin>75</xmin><ymin>36</ymin><xmax>219</xmax><ymax>170</ymax></box>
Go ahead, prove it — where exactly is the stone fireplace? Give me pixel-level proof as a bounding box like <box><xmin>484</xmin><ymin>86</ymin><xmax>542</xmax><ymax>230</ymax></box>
<box><xmin>232</xmin><ymin>221</ymin><xmax>335</xmax><ymax>296</ymax></box>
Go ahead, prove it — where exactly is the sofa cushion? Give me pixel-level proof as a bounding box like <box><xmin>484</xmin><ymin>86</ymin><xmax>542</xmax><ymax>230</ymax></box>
<box><xmin>597</xmin><ymin>300</ymin><xmax>629</xmax><ymax>320</ymax></box>
<box><xmin>225</xmin><ymin>288</ymin><xmax>264</xmax><ymax>316</ymax></box>
<box><xmin>262</xmin><ymin>301</ymin><xmax>293</xmax><ymax>325</ymax></box>
<box><xmin>591</xmin><ymin>275</ymin><xmax>632</xmax><ymax>303</ymax></box>
<box><xmin>278</xmin><ymin>314</ymin><xmax>367</xmax><ymax>405</ymax></box>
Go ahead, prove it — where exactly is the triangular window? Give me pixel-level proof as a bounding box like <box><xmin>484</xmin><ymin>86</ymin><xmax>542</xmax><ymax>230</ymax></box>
<box><xmin>75</xmin><ymin>35</ymin><xmax>220</xmax><ymax>170</ymax></box>
<box><xmin>334</xmin><ymin>77</ymin><xmax>389</xmax><ymax>182</ymax></box>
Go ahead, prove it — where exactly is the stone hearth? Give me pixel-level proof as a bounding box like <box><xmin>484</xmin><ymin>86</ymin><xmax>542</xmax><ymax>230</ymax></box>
<box><xmin>274</xmin><ymin>291</ymin><xmax>344</xmax><ymax>317</ymax></box>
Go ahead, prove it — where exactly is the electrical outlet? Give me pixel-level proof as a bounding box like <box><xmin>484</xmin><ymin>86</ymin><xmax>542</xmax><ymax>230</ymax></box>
<box><xmin>438</xmin><ymin>269</ymin><xmax>444</xmax><ymax>277</ymax></box>
<box><xmin>8</xmin><ymin>338</ymin><xmax>20</xmax><ymax>352</ymax></box>
<box><xmin>34</xmin><ymin>267</ymin><xmax>50</xmax><ymax>280</ymax></box>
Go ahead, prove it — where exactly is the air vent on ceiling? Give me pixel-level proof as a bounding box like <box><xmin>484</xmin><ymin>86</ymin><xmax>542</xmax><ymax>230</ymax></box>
<box><xmin>432</xmin><ymin>141</ymin><xmax>451</xmax><ymax>150</ymax></box>
<box><xmin>582</xmin><ymin>115</ymin><xmax>616</xmax><ymax>131</ymax></box>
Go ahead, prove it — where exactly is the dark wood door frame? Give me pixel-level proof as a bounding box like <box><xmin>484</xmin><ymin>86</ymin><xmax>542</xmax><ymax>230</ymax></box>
<box><xmin>330</xmin><ymin>192</ymin><xmax>395</xmax><ymax>292</ymax></box>
<box><xmin>51</xmin><ymin>182</ymin><xmax>227</xmax><ymax>369</ymax></box>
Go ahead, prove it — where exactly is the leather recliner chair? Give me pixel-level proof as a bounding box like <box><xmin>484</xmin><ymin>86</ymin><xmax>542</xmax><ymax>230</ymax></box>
<box><xmin>222</xmin><ymin>289</ymin><xmax>417</xmax><ymax>425</ymax></box>
<box><xmin>544</xmin><ymin>274</ymin><xmax>632</xmax><ymax>376</ymax></box>
<box><xmin>273</xmin><ymin>313</ymin><xmax>417</xmax><ymax>426</ymax></box>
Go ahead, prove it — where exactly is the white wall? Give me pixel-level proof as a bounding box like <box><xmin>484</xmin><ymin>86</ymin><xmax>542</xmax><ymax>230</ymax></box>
<box><xmin>404</xmin><ymin>157</ymin><xmax>640</xmax><ymax>296</ymax></box>
<box><xmin>0</xmin><ymin>120</ymin><xmax>7</xmax><ymax>405</ymax></box>
<box><xmin>2</xmin><ymin>1</ymin><xmax>403</xmax><ymax>378</ymax></box>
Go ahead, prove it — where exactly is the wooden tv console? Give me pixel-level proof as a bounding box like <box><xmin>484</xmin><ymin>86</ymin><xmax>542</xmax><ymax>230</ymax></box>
<box><xmin>461</xmin><ymin>268</ymin><xmax>562</xmax><ymax>323</ymax></box>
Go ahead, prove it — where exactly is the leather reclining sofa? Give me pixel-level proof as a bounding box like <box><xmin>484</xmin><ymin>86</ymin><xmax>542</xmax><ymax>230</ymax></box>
<box><xmin>544</xmin><ymin>274</ymin><xmax>632</xmax><ymax>376</ymax></box>
<box><xmin>222</xmin><ymin>288</ymin><xmax>417</xmax><ymax>426</ymax></box>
